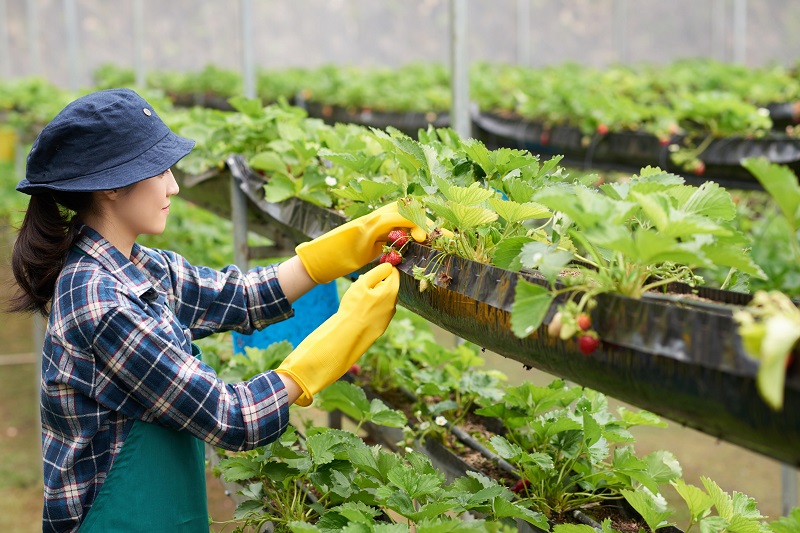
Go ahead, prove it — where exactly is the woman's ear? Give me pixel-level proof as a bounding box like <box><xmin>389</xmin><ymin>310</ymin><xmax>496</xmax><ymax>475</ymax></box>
<box><xmin>101</xmin><ymin>189</ymin><xmax>119</xmax><ymax>201</ymax></box>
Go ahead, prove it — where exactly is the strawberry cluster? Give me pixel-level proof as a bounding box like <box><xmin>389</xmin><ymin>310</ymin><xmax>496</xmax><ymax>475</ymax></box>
<box><xmin>379</xmin><ymin>229</ymin><xmax>410</xmax><ymax>266</ymax></box>
<box><xmin>547</xmin><ymin>310</ymin><xmax>600</xmax><ymax>356</ymax></box>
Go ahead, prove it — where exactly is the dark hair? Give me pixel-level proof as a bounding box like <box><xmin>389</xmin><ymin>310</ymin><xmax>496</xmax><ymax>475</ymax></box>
<box><xmin>8</xmin><ymin>191</ymin><xmax>95</xmax><ymax>316</ymax></box>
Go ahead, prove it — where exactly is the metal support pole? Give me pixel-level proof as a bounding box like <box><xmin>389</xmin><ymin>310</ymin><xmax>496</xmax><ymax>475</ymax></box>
<box><xmin>26</xmin><ymin>0</ymin><xmax>41</xmax><ymax>75</ymax></box>
<box><xmin>613</xmin><ymin>0</ymin><xmax>629</xmax><ymax>63</ymax></box>
<box><xmin>449</xmin><ymin>0</ymin><xmax>470</xmax><ymax>139</ymax></box>
<box><xmin>0</xmin><ymin>0</ymin><xmax>10</xmax><ymax>78</ymax></box>
<box><xmin>231</xmin><ymin>176</ymin><xmax>250</xmax><ymax>271</ymax></box>
<box><xmin>133</xmin><ymin>0</ymin><xmax>145</xmax><ymax>87</ymax></box>
<box><xmin>240</xmin><ymin>0</ymin><xmax>256</xmax><ymax>99</ymax></box>
<box><xmin>711</xmin><ymin>0</ymin><xmax>727</xmax><ymax>61</ymax></box>
<box><xmin>64</xmin><ymin>0</ymin><xmax>80</xmax><ymax>90</ymax></box>
<box><xmin>783</xmin><ymin>464</ymin><xmax>798</xmax><ymax>516</ymax></box>
<box><xmin>732</xmin><ymin>0</ymin><xmax>747</xmax><ymax>64</ymax></box>
<box><xmin>516</xmin><ymin>0</ymin><xmax>531</xmax><ymax>67</ymax></box>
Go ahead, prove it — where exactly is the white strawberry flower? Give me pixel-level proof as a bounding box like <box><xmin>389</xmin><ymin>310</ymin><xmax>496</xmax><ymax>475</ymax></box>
<box><xmin>435</xmin><ymin>416</ymin><xmax>448</xmax><ymax>426</ymax></box>
<box><xmin>324</xmin><ymin>176</ymin><xmax>337</xmax><ymax>187</ymax></box>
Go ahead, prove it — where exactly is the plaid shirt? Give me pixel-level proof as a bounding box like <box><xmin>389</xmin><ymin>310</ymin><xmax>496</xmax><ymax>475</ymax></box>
<box><xmin>42</xmin><ymin>225</ymin><xmax>295</xmax><ymax>532</ymax></box>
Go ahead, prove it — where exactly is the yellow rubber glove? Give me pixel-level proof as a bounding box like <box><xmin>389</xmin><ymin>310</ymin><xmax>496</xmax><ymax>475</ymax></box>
<box><xmin>295</xmin><ymin>202</ymin><xmax>426</xmax><ymax>284</ymax></box>
<box><xmin>275</xmin><ymin>262</ymin><xmax>400</xmax><ymax>406</ymax></box>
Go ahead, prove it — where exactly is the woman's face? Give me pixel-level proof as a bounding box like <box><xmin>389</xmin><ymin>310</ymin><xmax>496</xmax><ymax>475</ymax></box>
<box><xmin>114</xmin><ymin>169</ymin><xmax>180</xmax><ymax>237</ymax></box>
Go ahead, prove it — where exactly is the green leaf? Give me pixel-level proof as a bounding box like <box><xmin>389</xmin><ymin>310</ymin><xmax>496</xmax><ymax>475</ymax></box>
<box><xmin>233</xmin><ymin>499</ymin><xmax>265</xmax><ymax>520</ymax></box>
<box><xmin>510</xmin><ymin>278</ymin><xmax>554</xmax><ymax>337</ymax></box>
<box><xmin>427</xmin><ymin>199</ymin><xmax>498</xmax><ymax>229</ymax></box>
<box><xmin>250</xmin><ymin>151</ymin><xmax>288</xmax><ymax>174</ymax></box>
<box><xmin>368</xmin><ymin>399</ymin><xmax>408</xmax><ymax>428</ymax></box>
<box><xmin>492</xmin><ymin>236</ymin><xmax>533</xmax><ymax>271</ymax></box>
<box><xmin>397</xmin><ymin>197</ymin><xmax>431</xmax><ymax>232</ymax></box>
<box><xmin>621</xmin><ymin>489</ymin><xmax>674</xmax><ymax>532</ymax></box>
<box><xmin>700</xmin><ymin>238</ymin><xmax>766</xmax><ymax>278</ymax></box>
<box><xmin>264</xmin><ymin>174</ymin><xmax>297</xmax><ymax>203</ymax></box>
<box><xmin>673</xmin><ymin>181</ymin><xmax>737</xmax><ymax>220</ymax></box>
<box><xmin>768</xmin><ymin>507</ymin><xmax>800</xmax><ymax>533</ymax></box>
<box><xmin>488</xmin><ymin>197</ymin><xmax>551</xmax><ymax>224</ymax></box>
<box><xmin>387</xmin><ymin>466</ymin><xmax>442</xmax><ymax>500</ymax></box>
<box><xmin>742</xmin><ymin>157</ymin><xmax>800</xmax><ymax>226</ymax></box>
<box><xmin>518</xmin><ymin>241</ymin><xmax>573</xmax><ymax>283</ymax></box>
<box><xmin>488</xmin><ymin>435</ymin><xmax>525</xmax><ymax>461</ymax></box>
<box><xmin>218</xmin><ymin>457</ymin><xmax>261</xmax><ymax>482</ymax></box>
<box><xmin>316</xmin><ymin>381</ymin><xmax>371</xmax><ymax>422</ymax></box>
<box><xmin>672</xmin><ymin>478</ymin><xmax>714</xmax><ymax>521</ymax></box>
<box><xmin>434</xmin><ymin>176</ymin><xmax>496</xmax><ymax>206</ymax></box>
<box><xmin>491</xmin><ymin>497</ymin><xmax>550</xmax><ymax>530</ymax></box>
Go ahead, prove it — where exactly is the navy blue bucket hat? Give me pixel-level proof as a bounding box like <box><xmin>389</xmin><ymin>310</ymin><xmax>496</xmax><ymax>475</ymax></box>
<box><xmin>16</xmin><ymin>88</ymin><xmax>195</xmax><ymax>194</ymax></box>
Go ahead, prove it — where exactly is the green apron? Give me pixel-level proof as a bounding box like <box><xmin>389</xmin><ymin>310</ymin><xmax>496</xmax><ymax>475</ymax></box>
<box><xmin>80</xmin><ymin>344</ymin><xmax>209</xmax><ymax>532</ymax></box>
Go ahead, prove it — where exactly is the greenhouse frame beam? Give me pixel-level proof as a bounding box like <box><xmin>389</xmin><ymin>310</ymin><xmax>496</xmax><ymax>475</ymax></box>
<box><xmin>240</xmin><ymin>0</ymin><xmax>256</xmax><ymax>99</ymax></box>
<box><xmin>449</xmin><ymin>0</ymin><xmax>470</xmax><ymax>139</ymax></box>
<box><xmin>133</xmin><ymin>0</ymin><xmax>145</xmax><ymax>87</ymax></box>
<box><xmin>63</xmin><ymin>0</ymin><xmax>80</xmax><ymax>91</ymax></box>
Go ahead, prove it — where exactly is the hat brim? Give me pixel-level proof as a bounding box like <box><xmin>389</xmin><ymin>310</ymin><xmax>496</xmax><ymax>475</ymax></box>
<box><xmin>16</xmin><ymin>130</ymin><xmax>195</xmax><ymax>194</ymax></box>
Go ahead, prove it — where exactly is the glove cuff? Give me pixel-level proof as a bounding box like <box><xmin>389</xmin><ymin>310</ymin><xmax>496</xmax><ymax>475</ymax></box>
<box><xmin>274</xmin><ymin>369</ymin><xmax>314</xmax><ymax>407</ymax></box>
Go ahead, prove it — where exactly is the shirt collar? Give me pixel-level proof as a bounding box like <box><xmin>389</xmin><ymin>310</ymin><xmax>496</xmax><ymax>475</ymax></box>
<box><xmin>73</xmin><ymin>224</ymin><xmax>157</xmax><ymax>300</ymax></box>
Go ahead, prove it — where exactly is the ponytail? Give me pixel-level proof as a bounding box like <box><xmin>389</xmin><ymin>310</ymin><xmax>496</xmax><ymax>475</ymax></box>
<box><xmin>8</xmin><ymin>192</ymin><xmax>94</xmax><ymax>316</ymax></box>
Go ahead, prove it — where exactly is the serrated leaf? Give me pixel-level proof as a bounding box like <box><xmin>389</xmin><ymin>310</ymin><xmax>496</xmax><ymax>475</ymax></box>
<box><xmin>510</xmin><ymin>278</ymin><xmax>554</xmax><ymax>338</ymax></box>
<box><xmin>701</xmin><ymin>238</ymin><xmax>767</xmax><ymax>279</ymax></box>
<box><xmin>387</xmin><ymin>466</ymin><xmax>442</xmax><ymax>500</ymax></box>
<box><xmin>743</xmin><ymin>157</ymin><xmax>800</xmax><ymax>226</ymax></box>
<box><xmin>218</xmin><ymin>457</ymin><xmax>261</xmax><ymax>482</ymax></box>
<box><xmin>491</xmin><ymin>236</ymin><xmax>533</xmax><ymax>271</ymax></box>
<box><xmin>621</xmin><ymin>489</ymin><xmax>674</xmax><ymax>532</ymax></box>
<box><xmin>518</xmin><ymin>241</ymin><xmax>573</xmax><ymax>283</ymax></box>
<box><xmin>491</xmin><ymin>497</ymin><xmax>550</xmax><ymax>529</ymax></box>
<box><xmin>233</xmin><ymin>499</ymin><xmax>265</xmax><ymax>520</ymax></box>
<box><xmin>672</xmin><ymin>478</ymin><xmax>714</xmax><ymax>521</ymax></box>
<box><xmin>306</xmin><ymin>431</ymin><xmax>340</xmax><ymax>465</ymax></box>
<box><xmin>316</xmin><ymin>381</ymin><xmax>371</xmax><ymax>420</ymax></box>
<box><xmin>488</xmin><ymin>435</ymin><xmax>524</xmax><ymax>461</ymax></box>
<box><xmin>434</xmin><ymin>176</ymin><xmax>496</xmax><ymax>206</ymax></box>
<box><xmin>674</xmin><ymin>181</ymin><xmax>737</xmax><ymax>220</ymax></box>
<box><xmin>397</xmin><ymin>197</ymin><xmax>431</xmax><ymax>232</ymax></box>
<box><xmin>264</xmin><ymin>174</ymin><xmax>297</xmax><ymax>203</ymax></box>
<box><xmin>429</xmin><ymin>201</ymin><xmax>497</xmax><ymax>229</ymax></box>
<box><xmin>488</xmin><ymin>197</ymin><xmax>551</xmax><ymax>224</ymax></box>
<box><xmin>368</xmin><ymin>399</ymin><xmax>408</xmax><ymax>428</ymax></box>
<box><xmin>250</xmin><ymin>151</ymin><xmax>288</xmax><ymax>174</ymax></box>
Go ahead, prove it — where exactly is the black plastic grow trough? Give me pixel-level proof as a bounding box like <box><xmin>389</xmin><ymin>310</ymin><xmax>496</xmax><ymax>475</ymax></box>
<box><xmin>174</xmin><ymin>155</ymin><xmax>800</xmax><ymax>466</ymax></box>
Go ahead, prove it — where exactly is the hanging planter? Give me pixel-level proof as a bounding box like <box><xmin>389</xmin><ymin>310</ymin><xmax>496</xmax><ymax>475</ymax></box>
<box><xmin>304</xmin><ymin>101</ymin><xmax>450</xmax><ymax>138</ymax></box>
<box><xmin>471</xmin><ymin>110</ymin><xmax>800</xmax><ymax>191</ymax></box>
<box><xmin>173</xmin><ymin>155</ymin><xmax>800</xmax><ymax>465</ymax></box>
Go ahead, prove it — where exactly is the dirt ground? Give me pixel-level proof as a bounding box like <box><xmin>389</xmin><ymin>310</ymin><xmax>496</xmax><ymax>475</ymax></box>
<box><xmin>0</xmin><ymin>230</ymin><xmax>793</xmax><ymax>531</ymax></box>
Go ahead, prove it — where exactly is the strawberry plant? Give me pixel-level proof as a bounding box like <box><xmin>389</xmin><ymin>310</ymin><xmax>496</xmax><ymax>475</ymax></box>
<box><xmin>214</xmin><ymin>425</ymin><xmax>547</xmax><ymax>532</ymax></box>
<box><xmin>505</xmin><ymin>166</ymin><xmax>766</xmax><ymax>340</ymax></box>
<box><xmin>475</xmin><ymin>380</ymin><xmax>681</xmax><ymax>520</ymax></box>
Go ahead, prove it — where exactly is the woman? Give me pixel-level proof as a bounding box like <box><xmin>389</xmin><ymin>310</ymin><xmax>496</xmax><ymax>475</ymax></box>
<box><xmin>9</xmin><ymin>88</ymin><xmax>423</xmax><ymax>532</ymax></box>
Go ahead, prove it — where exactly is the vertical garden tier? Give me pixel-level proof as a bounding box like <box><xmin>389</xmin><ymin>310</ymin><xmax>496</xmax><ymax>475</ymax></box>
<box><xmin>174</xmin><ymin>156</ymin><xmax>800</xmax><ymax>466</ymax></box>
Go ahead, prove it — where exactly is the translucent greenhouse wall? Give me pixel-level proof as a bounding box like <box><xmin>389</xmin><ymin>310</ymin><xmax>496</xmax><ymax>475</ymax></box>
<box><xmin>1</xmin><ymin>0</ymin><xmax>799</xmax><ymax>89</ymax></box>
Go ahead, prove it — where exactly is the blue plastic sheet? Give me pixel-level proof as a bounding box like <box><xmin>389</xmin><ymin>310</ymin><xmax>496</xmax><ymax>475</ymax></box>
<box><xmin>232</xmin><ymin>281</ymin><xmax>339</xmax><ymax>353</ymax></box>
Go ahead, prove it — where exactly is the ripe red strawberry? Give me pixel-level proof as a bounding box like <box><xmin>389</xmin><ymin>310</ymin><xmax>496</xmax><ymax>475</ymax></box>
<box><xmin>658</xmin><ymin>136</ymin><xmax>671</xmax><ymax>147</ymax></box>
<box><xmin>577</xmin><ymin>314</ymin><xmax>591</xmax><ymax>331</ymax></box>
<box><xmin>387</xmin><ymin>229</ymin><xmax>410</xmax><ymax>248</ymax></box>
<box><xmin>596</xmin><ymin>123</ymin><xmax>609</xmax><ymax>135</ymax></box>
<box><xmin>511</xmin><ymin>479</ymin><xmax>530</xmax><ymax>494</ymax></box>
<box><xmin>578</xmin><ymin>334</ymin><xmax>599</xmax><ymax>355</ymax></box>
<box><xmin>348</xmin><ymin>363</ymin><xmax>361</xmax><ymax>375</ymax></box>
<box><xmin>379</xmin><ymin>249</ymin><xmax>403</xmax><ymax>266</ymax></box>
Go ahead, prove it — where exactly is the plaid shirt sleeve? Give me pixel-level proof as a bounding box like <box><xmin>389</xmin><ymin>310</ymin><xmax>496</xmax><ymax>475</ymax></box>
<box><xmin>151</xmin><ymin>248</ymin><xmax>295</xmax><ymax>340</ymax></box>
<box><xmin>91</xmin><ymin>301</ymin><xmax>291</xmax><ymax>450</ymax></box>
